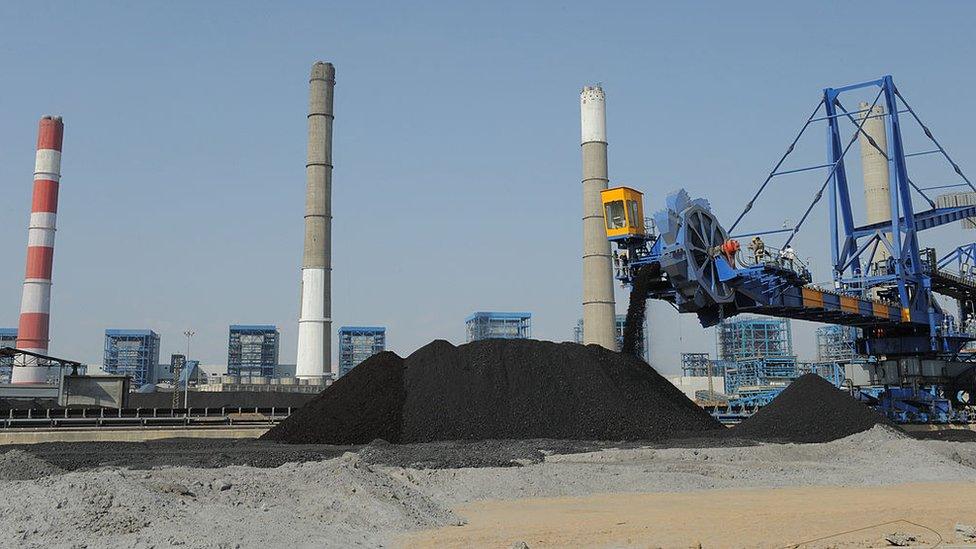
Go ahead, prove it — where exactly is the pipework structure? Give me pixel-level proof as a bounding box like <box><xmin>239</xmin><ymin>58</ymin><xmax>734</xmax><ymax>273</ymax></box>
<box><xmin>580</xmin><ymin>85</ymin><xmax>618</xmax><ymax>350</ymax></box>
<box><xmin>296</xmin><ymin>61</ymin><xmax>335</xmax><ymax>380</ymax></box>
<box><xmin>13</xmin><ymin>116</ymin><xmax>64</xmax><ymax>384</ymax></box>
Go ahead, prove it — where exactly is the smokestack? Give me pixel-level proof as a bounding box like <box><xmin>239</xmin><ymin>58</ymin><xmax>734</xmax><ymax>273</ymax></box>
<box><xmin>296</xmin><ymin>62</ymin><xmax>335</xmax><ymax>380</ymax></box>
<box><xmin>12</xmin><ymin>115</ymin><xmax>64</xmax><ymax>383</ymax></box>
<box><xmin>580</xmin><ymin>86</ymin><xmax>618</xmax><ymax>350</ymax></box>
<box><xmin>858</xmin><ymin>102</ymin><xmax>893</xmax><ymax>265</ymax></box>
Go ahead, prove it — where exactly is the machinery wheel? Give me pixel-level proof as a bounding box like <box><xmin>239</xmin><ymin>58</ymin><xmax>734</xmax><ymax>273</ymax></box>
<box><xmin>659</xmin><ymin>203</ymin><xmax>735</xmax><ymax>308</ymax></box>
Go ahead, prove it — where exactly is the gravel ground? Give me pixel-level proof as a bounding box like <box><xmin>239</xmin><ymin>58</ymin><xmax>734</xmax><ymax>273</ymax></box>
<box><xmin>4</xmin><ymin>426</ymin><xmax>976</xmax><ymax>548</ymax></box>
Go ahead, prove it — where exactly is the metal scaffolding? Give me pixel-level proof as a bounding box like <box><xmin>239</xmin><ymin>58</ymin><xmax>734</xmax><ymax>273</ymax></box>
<box><xmin>722</xmin><ymin>356</ymin><xmax>798</xmax><ymax>396</ymax></box>
<box><xmin>103</xmin><ymin>329</ymin><xmax>160</xmax><ymax>388</ymax></box>
<box><xmin>227</xmin><ymin>325</ymin><xmax>279</xmax><ymax>378</ymax></box>
<box><xmin>681</xmin><ymin>352</ymin><xmax>720</xmax><ymax>377</ymax></box>
<box><xmin>466</xmin><ymin>312</ymin><xmax>531</xmax><ymax>342</ymax></box>
<box><xmin>816</xmin><ymin>325</ymin><xmax>860</xmax><ymax>362</ymax></box>
<box><xmin>338</xmin><ymin>326</ymin><xmax>386</xmax><ymax>377</ymax></box>
<box><xmin>717</xmin><ymin>317</ymin><xmax>793</xmax><ymax>362</ymax></box>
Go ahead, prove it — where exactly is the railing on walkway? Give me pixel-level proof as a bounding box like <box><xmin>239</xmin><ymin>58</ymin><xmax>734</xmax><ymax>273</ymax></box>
<box><xmin>0</xmin><ymin>406</ymin><xmax>294</xmax><ymax>429</ymax></box>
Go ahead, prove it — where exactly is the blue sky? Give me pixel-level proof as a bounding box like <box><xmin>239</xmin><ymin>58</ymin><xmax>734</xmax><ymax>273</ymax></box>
<box><xmin>1</xmin><ymin>1</ymin><xmax>974</xmax><ymax>371</ymax></box>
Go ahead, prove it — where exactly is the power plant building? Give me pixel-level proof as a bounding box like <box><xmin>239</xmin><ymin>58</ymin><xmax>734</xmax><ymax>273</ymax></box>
<box><xmin>816</xmin><ymin>325</ymin><xmax>859</xmax><ymax>362</ymax></box>
<box><xmin>466</xmin><ymin>312</ymin><xmax>531</xmax><ymax>342</ymax></box>
<box><xmin>0</xmin><ymin>328</ymin><xmax>16</xmax><ymax>383</ymax></box>
<box><xmin>574</xmin><ymin>315</ymin><xmax>649</xmax><ymax>362</ymax></box>
<box><xmin>717</xmin><ymin>317</ymin><xmax>793</xmax><ymax>362</ymax></box>
<box><xmin>337</xmin><ymin>326</ymin><xmax>386</xmax><ymax>377</ymax></box>
<box><xmin>227</xmin><ymin>325</ymin><xmax>279</xmax><ymax>378</ymax></box>
<box><xmin>103</xmin><ymin>329</ymin><xmax>161</xmax><ymax>387</ymax></box>
<box><xmin>716</xmin><ymin>317</ymin><xmax>797</xmax><ymax>396</ymax></box>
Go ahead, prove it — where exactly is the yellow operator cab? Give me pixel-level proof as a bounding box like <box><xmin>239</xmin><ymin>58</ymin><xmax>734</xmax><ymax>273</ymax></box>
<box><xmin>600</xmin><ymin>186</ymin><xmax>645</xmax><ymax>240</ymax></box>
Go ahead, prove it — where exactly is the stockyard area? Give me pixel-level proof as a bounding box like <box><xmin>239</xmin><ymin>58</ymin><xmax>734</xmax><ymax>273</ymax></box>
<box><xmin>5</xmin><ymin>340</ymin><xmax>976</xmax><ymax>548</ymax></box>
<box><xmin>5</xmin><ymin>3</ymin><xmax>976</xmax><ymax>548</ymax></box>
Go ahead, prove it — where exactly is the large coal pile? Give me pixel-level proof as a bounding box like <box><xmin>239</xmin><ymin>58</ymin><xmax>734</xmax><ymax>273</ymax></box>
<box><xmin>733</xmin><ymin>374</ymin><xmax>899</xmax><ymax>443</ymax></box>
<box><xmin>261</xmin><ymin>352</ymin><xmax>404</xmax><ymax>445</ymax></box>
<box><xmin>264</xmin><ymin>339</ymin><xmax>722</xmax><ymax>444</ymax></box>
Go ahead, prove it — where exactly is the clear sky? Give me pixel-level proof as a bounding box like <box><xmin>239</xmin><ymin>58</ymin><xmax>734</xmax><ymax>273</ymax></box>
<box><xmin>1</xmin><ymin>1</ymin><xmax>974</xmax><ymax>372</ymax></box>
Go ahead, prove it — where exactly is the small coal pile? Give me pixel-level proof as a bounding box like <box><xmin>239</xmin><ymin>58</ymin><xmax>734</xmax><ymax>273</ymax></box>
<box><xmin>264</xmin><ymin>339</ymin><xmax>722</xmax><ymax>444</ymax></box>
<box><xmin>733</xmin><ymin>374</ymin><xmax>899</xmax><ymax>443</ymax></box>
<box><xmin>261</xmin><ymin>351</ymin><xmax>404</xmax><ymax>445</ymax></box>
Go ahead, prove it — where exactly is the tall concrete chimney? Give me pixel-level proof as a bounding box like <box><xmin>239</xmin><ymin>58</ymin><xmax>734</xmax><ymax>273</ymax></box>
<box><xmin>580</xmin><ymin>86</ymin><xmax>618</xmax><ymax>349</ymax></box>
<box><xmin>296</xmin><ymin>62</ymin><xmax>334</xmax><ymax>380</ymax></box>
<box><xmin>857</xmin><ymin>102</ymin><xmax>893</xmax><ymax>265</ymax></box>
<box><xmin>12</xmin><ymin>115</ymin><xmax>64</xmax><ymax>383</ymax></box>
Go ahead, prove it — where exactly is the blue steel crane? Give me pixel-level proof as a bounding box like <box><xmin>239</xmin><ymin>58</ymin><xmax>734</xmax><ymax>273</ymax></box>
<box><xmin>603</xmin><ymin>76</ymin><xmax>976</xmax><ymax>422</ymax></box>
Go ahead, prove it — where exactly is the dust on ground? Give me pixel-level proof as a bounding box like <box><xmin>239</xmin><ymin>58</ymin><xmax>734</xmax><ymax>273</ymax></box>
<box><xmin>4</xmin><ymin>426</ymin><xmax>976</xmax><ymax>548</ymax></box>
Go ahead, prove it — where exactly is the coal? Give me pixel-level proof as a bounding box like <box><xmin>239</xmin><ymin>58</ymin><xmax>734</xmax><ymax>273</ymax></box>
<box><xmin>733</xmin><ymin>373</ymin><xmax>899</xmax><ymax>443</ymax></box>
<box><xmin>261</xmin><ymin>351</ymin><xmax>404</xmax><ymax>444</ymax></box>
<box><xmin>264</xmin><ymin>338</ymin><xmax>722</xmax><ymax>445</ymax></box>
<box><xmin>622</xmin><ymin>263</ymin><xmax>660</xmax><ymax>357</ymax></box>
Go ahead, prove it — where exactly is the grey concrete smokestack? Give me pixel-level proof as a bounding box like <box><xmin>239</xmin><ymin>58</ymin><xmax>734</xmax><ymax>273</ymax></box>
<box><xmin>857</xmin><ymin>101</ymin><xmax>893</xmax><ymax>264</ymax></box>
<box><xmin>296</xmin><ymin>61</ymin><xmax>335</xmax><ymax>379</ymax></box>
<box><xmin>580</xmin><ymin>85</ymin><xmax>618</xmax><ymax>349</ymax></box>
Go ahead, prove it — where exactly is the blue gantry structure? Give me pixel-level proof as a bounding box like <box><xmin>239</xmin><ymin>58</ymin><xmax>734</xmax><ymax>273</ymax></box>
<box><xmin>604</xmin><ymin>75</ymin><xmax>976</xmax><ymax>423</ymax></box>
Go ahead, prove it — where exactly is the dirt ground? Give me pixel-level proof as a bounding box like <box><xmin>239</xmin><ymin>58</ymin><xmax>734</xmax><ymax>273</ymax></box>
<box><xmin>401</xmin><ymin>482</ymin><xmax>976</xmax><ymax>548</ymax></box>
<box><xmin>6</xmin><ymin>426</ymin><xmax>976</xmax><ymax>548</ymax></box>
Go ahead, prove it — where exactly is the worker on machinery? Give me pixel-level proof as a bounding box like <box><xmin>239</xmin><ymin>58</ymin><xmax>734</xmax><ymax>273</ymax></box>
<box><xmin>780</xmin><ymin>244</ymin><xmax>796</xmax><ymax>271</ymax></box>
<box><xmin>748</xmin><ymin>236</ymin><xmax>767</xmax><ymax>264</ymax></box>
<box><xmin>613</xmin><ymin>250</ymin><xmax>629</xmax><ymax>279</ymax></box>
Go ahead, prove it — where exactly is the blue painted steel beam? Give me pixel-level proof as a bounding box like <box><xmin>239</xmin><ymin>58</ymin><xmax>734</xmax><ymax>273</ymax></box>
<box><xmin>851</xmin><ymin>206</ymin><xmax>976</xmax><ymax>238</ymax></box>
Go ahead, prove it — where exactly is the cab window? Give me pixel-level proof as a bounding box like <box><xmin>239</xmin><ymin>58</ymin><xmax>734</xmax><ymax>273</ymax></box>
<box><xmin>605</xmin><ymin>200</ymin><xmax>626</xmax><ymax>229</ymax></box>
<box><xmin>626</xmin><ymin>200</ymin><xmax>641</xmax><ymax>229</ymax></box>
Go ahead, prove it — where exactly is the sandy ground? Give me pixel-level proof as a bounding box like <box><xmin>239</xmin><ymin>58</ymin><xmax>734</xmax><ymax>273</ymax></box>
<box><xmin>5</xmin><ymin>426</ymin><xmax>976</xmax><ymax>548</ymax></box>
<box><xmin>402</xmin><ymin>482</ymin><xmax>976</xmax><ymax>548</ymax></box>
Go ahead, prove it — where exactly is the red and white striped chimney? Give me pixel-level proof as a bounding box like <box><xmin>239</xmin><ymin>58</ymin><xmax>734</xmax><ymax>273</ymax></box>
<box><xmin>12</xmin><ymin>115</ymin><xmax>63</xmax><ymax>384</ymax></box>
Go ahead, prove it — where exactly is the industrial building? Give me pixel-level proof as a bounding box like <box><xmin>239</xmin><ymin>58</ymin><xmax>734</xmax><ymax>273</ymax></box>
<box><xmin>574</xmin><ymin>315</ymin><xmax>649</xmax><ymax>361</ymax></box>
<box><xmin>0</xmin><ymin>328</ymin><xmax>16</xmax><ymax>383</ymax></box>
<box><xmin>103</xmin><ymin>329</ymin><xmax>161</xmax><ymax>388</ymax></box>
<box><xmin>681</xmin><ymin>352</ymin><xmax>721</xmax><ymax>377</ymax></box>
<box><xmin>337</xmin><ymin>326</ymin><xmax>386</xmax><ymax>377</ymax></box>
<box><xmin>715</xmin><ymin>317</ymin><xmax>799</xmax><ymax>401</ymax></box>
<box><xmin>466</xmin><ymin>312</ymin><xmax>531</xmax><ymax>342</ymax></box>
<box><xmin>816</xmin><ymin>325</ymin><xmax>859</xmax><ymax>362</ymax></box>
<box><xmin>717</xmin><ymin>317</ymin><xmax>793</xmax><ymax>362</ymax></box>
<box><xmin>227</xmin><ymin>325</ymin><xmax>279</xmax><ymax>378</ymax></box>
